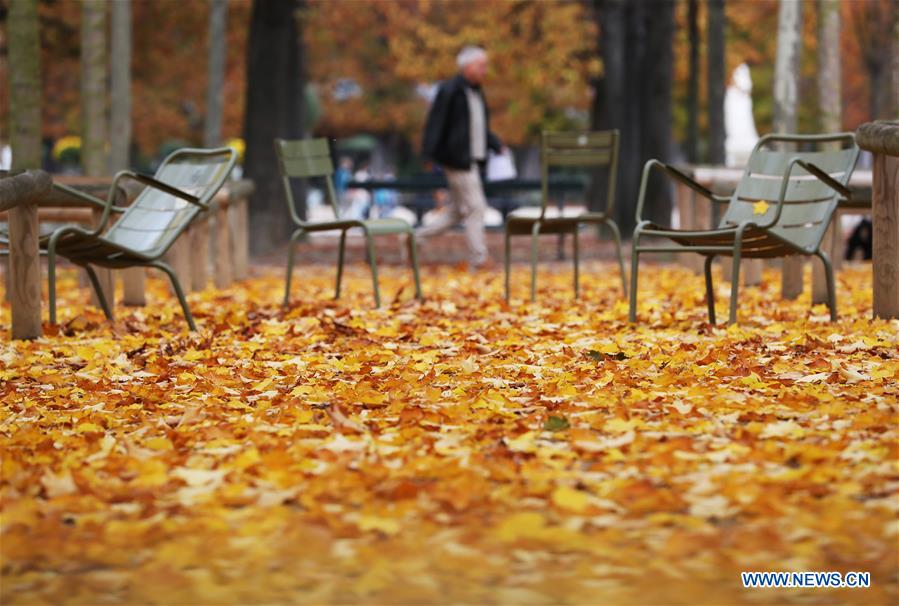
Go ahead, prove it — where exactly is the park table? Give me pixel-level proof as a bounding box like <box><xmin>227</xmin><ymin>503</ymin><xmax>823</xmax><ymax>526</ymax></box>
<box><xmin>1</xmin><ymin>171</ymin><xmax>253</xmax><ymax>339</ymax></box>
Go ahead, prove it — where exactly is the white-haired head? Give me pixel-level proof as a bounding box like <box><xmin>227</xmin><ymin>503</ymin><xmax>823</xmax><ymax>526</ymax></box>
<box><xmin>457</xmin><ymin>46</ymin><xmax>487</xmax><ymax>69</ymax></box>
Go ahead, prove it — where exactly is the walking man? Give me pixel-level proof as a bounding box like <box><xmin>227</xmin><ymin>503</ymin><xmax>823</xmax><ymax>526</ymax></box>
<box><xmin>420</xmin><ymin>46</ymin><xmax>503</xmax><ymax>268</ymax></box>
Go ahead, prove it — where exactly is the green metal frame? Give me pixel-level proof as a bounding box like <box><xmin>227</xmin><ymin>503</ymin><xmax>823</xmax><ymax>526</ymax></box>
<box><xmin>628</xmin><ymin>132</ymin><xmax>859</xmax><ymax>325</ymax></box>
<box><xmin>503</xmin><ymin>130</ymin><xmax>627</xmax><ymax>302</ymax></box>
<box><xmin>275</xmin><ymin>138</ymin><xmax>422</xmax><ymax>308</ymax></box>
<box><xmin>39</xmin><ymin>147</ymin><xmax>237</xmax><ymax>330</ymax></box>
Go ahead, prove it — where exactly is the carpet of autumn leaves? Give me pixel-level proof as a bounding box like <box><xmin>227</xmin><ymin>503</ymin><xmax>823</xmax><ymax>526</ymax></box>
<box><xmin>1</xmin><ymin>261</ymin><xmax>897</xmax><ymax>605</ymax></box>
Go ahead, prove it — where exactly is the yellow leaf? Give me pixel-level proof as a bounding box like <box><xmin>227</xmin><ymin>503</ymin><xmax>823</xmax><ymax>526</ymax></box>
<box><xmin>551</xmin><ymin>486</ymin><xmax>589</xmax><ymax>513</ymax></box>
<box><xmin>357</xmin><ymin>515</ymin><xmax>400</xmax><ymax>535</ymax></box>
<box><xmin>145</xmin><ymin>437</ymin><xmax>173</xmax><ymax>451</ymax></box>
<box><xmin>496</xmin><ymin>511</ymin><xmax>547</xmax><ymax>541</ymax></box>
<box><xmin>753</xmin><ymin>200</ymin><xmax>770</xmax><ymax>215</ymax></box>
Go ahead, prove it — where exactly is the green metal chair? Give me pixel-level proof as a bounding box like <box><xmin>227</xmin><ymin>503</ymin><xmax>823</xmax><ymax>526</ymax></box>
<box><xmin>275</xmin><ymin>138</ymin><xmax>422</xmax><ymax>308</ymax></box>
<box><xmin>504</xmin><ymin>130</ymin><xmax>627</xmax><ymax>302</ymax></box>
<box><xmin>628</xmin><ymin>132</ymin><xmax>859</xmax><ymax>325</ymax></box>
<box><xmin>43</xmin><ymin>147</ymin><xmax>237</xmax><ymax>330</ymax></box>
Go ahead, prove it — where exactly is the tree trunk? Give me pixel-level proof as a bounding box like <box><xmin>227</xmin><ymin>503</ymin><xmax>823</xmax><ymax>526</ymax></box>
<box><xmin>109</xmin><ymin>0</ymin><xmax>131</xmax><ymax>172</ymax></box>
<box><xmin>8</xmin><ymin>0</ymin><xmax>43</xmax><ymax>339</ymax></box>
<box><xmin>811</xmin><ymin>0</ymin><xmax>842</xmax><ymax>304</ymax></box>
<box><xmin>82</xmin><ymin>1</ymin><xmax>109</xmax><ymax>176</ymax></box>
<box><xmin>82</xmin><ymin>0</ymin><xmax>115</xmax><ymax>312</ymax></box>
<box><xmin>893</xmin><ymin>1</ymin><xmax>899</xmax><ymax>118</ymax></box>
<box><xmin>774</xmin><ymin>0</ymin><xmax>804</xmax><ymax>301</ymax></box>
<box><xmin>243</xmin><ymin>0</ymin><xmax>305</xmax><ymax>255</ymax></box>
<box><xmin>110</xmin><ymin>0</ymin><xmax>145</xmax><ymax>306</ymax></box>
<box><xmin>707</xmin><ymin>0</ymin><xmax>726</xmax><ymax>165</ymax></box>
<box><xmin>686</xmin><ymin>0</ymin><xmax>700</xmax><ymax>163</ymax></box>
<box><xmin>592</xmin><ymin>0</ymin><xmax>674</xmax><ymax>236</ymax></box>
<box><xmin>640</xmin><ymin>0</ymin><xmax>674</xmax><ymax>227</ymax></box>
<box><xmin>205</xmin><ymin>0</ymin><xmax>228</xmax><ymax>148</ymax></box>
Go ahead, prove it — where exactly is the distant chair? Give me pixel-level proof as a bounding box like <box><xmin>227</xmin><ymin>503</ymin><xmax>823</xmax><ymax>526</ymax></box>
<box><xmin>43</xmin><ymin>147</ymin><xmax>237</xmax><ymax>330</ymax></box>
<box><xmin>629</xmin><ymin>132</ymin><xmax>859</xmax><ymax>325</ymax></box>
<box><xmin>275</xmin><ymin>138</ymin><xmax>422</xmax><ymax>308</ymax></box>
<box><xmin>504</xmin><ymin>130</ymin><xmax>627</xmax><ymax>302</ymax></box>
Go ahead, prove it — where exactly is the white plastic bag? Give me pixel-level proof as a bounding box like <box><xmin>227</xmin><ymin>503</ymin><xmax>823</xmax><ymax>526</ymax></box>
<box><xmin>487</xmin><ymin>148</ymin><xmax>517</xmax><ymax>182</ymax></box>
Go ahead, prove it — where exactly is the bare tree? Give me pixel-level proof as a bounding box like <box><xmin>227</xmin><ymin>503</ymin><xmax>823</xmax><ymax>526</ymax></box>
<box><xmin>774</xmin><ymin>0</ymin><xmax>804</xmax><ymax>300</ymax></box>
<box><xmin>205</xmin><ymin>0</ymin><xmax>228</xmax><ymax>148</ymax></box>
<box><xmin>7</xmin><ymin>0</ymin><xmax>43</xmax><ymax>338</ymax></box>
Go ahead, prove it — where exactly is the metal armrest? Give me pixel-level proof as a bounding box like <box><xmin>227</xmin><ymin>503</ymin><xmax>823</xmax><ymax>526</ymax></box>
<box><xmin>796</xmin><ymin>160</ymin><xmax>853</xmax><ymax>199</ymax></box>
<box><xmin>635</xmin><ymin>160</ymin><xmax>730</xmax><ymax>224</ymax></box>
<box><xmin>118</xmin><ymin>170</ymin><xmax>207</xmax><ymax>210</ymax></box>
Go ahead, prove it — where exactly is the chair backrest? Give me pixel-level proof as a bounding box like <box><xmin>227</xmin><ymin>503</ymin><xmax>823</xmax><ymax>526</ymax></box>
<box><xmin>274</xmin><ymin>138</ymin><xmax>339</xmax><ymax>223</ymax></box>
<box><xmin>105</xmin><ymin>147</ymin><xmax>236</xmax><ymax>258</ymax></box>
<box><xmin>541</xmin><ymin>130</ymin><xmax>619</xmax><ymax>215</ymax></box>
<box><xmin>720</xmin><ymin>133</ymin><xmax>858</xmax><ymax>252</ymax></box>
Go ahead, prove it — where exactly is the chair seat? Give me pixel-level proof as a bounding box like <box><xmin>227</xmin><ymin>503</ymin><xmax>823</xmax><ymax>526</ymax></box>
<box><xmin>507</xmin><ymin>205</ymin><xmax>592</xmax><ymax>221</ymax></box>
<box><xmin>641</xmin><ymin>223</ymin><xmax>801</xmax><ymax>258</ymax></box>
<box><xmin>506</xmin><ymin>207</ymin><xmax>608</xmax><ymax>236</ymax></box>
<box><xmin>301</xmin><ymin>217</ymin><xmax>412</xmax><ymax>236</ymax></box>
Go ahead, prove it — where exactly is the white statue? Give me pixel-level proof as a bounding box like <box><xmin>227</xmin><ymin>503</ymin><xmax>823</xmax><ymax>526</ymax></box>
<box><xmin>724</xmin><ymin>63</ymin><xmax>760</xmax><ymax>167</ymax></box>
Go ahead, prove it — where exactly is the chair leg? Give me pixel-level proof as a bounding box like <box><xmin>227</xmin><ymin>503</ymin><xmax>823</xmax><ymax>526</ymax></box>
<box><xmin>816</xmin><ymin>250</ymin><xmax>838</xmax><ymax>321</ymax></box>
<box><xmin>728</xmin><ymin>253</ymin><xmax>742</xmax><ymax>325</ymax></box>
<box><xmin>47</xmin><ymin>244</ymin><xmax>59</xmax><ymax>325</ymax></box>
<box><xmin>504</xmin><ymin>227</ymin><xmax>512</xmax><ymax>302</ymax></box>
<box><xmin>407</xmin><ymin>232</ymin><xmax>423</xmax><ymax>300</ymax></box>
<box><xmin>628</xmin><ymin>240</ymin><xmax>640</xmax><ymax>323</ymax></box>
<box><xmin>335</xmin><ymin>229</ymin><xmax>347</xmax><ymax>299</ymax></box>
<box><xmin>283</xmin><ymin>229</ymin><xmax>304</xmax><ymax>308</ymax></box>
<box><xmin>530</xmin><ymin>222</ymin><xmax>541</xmax><ymax>303</ymax></box>
<box><xmin>605</xmin><ymin>219</ymin><xmax>628</xmax><ymax>298</ymax></box>
<box><xmin>152</xmin><ymin>261</ymin><xmax>197</xmax><ymax>331</ymax></box>
<box><xmin>704</xmin><ymin>255</ymin><xmax>717</xmax><ymax>325</ymax></box>
<box><xmin>83</xmin><ymin>264</ymin><xmax>114</xmax><ymax>321</ymax></box>
<box><xmin>364</xmin><ymin>231</ymin><xmax>381</xmax><ymax>308</ymax></box>
<box><xmin>572</xmin><ymin>226</ymin><xmax>580</xmax><ymax>299</ymax></box>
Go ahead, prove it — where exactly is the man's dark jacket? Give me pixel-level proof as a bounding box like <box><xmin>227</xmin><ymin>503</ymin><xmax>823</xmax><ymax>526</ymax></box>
<box><xmin>422</xmin><ymin>74</ymin><xmax>502</xmax><ymax>170</ymax></box>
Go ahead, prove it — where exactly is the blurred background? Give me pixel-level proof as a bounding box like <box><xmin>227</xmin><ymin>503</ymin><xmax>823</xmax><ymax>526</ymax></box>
<box><xmin>0</xmin><ymin>0</ymin><xmax>896</xmax><ymax>252</ymax></box>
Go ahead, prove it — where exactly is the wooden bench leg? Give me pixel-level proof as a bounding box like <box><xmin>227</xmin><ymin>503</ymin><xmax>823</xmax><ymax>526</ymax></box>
<box><xmin>2</xmin><ymin>255</ymin><xmax>10</xmax><ymax>303</ymax></box>
<box><xmin>89</xmin><ymin>207</ymin><xmax>115</xmax><ymax>316</ymax></box>
<box><xmin>232</xmin><ymin>197</ymin><xmax>249</xmax><ymax>281</ymax></box>
<box><xmin>744</xmin><ymin>259</ymin><xmax>763</xmax><ymax>286</ymax></box>
<box><xmin>191</xmin><ymin>217</ymin><xmax>210</xmax><ymax>292</ymax></box>
<box><xmin>781</xmin><ymin>256</ymin><xmax>804</xmax><ymax>300</ymax></box>
<box><xmin>676</xmin><ymin>183</ymin><xmax>701</xmax><ymax>274</ymax></box>
<box><xmin>872</xmin><ymin>154</ymin><xmax>899</xmax><ymax>319</ymax></box>
<box><xmin>213</xmin><ymin>201</ymin><xmax>232</xmax><ymax>289</ymax></box>
<box><xmin>9</xmin><ymin>204</ymin><xmax>42</xmax><ymax>339</ymax></box>
<box><xmin>121</xmin><ymin>268</ymin><xmax>146</xmax><ymax>306</ymax></box>
<box><xmin>166</xmin><ymin>231</ymin><xmax>192</xmax><ymax>297</ymax></box>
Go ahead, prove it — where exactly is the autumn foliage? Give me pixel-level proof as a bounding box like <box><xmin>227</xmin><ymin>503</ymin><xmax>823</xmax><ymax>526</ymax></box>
<box><xmin>0</xmin><ymin>0</ymin><xmax>891</xmax><ymax>160</ymax></box>
<box><xmin>1</xmin><ymin>263</ymin><xmax>897</xmax><ymax>604</ymax></box>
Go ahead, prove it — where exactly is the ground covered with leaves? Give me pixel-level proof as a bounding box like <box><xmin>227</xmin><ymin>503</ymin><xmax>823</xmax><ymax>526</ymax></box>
<box><xmin>1</xmin><ymin>262</ymin><xmax>897</xmax><ymax>605</ymax></box>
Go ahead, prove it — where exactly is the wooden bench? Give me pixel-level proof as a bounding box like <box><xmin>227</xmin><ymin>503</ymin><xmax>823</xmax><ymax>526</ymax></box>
<box><xmin>856</xmin><ymin>120</ymin><xmax>899</xmax><ymax>319</ymax></box>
